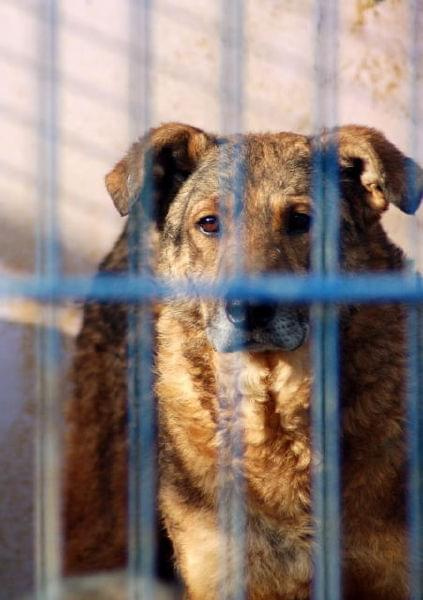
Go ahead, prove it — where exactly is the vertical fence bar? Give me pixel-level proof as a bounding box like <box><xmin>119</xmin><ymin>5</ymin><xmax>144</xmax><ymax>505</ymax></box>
<box><xmin>311</xmin><ymin>1</ymin><xmax>341</xmax><ymax>600</ymax></box>
<box><xmin>34</xmin><ymin>1</ymin><xmax>62</xmax><ymax>598</ymax></box>
<box><xmin>407</xmin><ymin>304</ymin><xmax>423</xmax><ymax>600</ymax></box>
<box><xmin>127</xmin><ymin>1</ymin><xmax>155</xmax><ymax>599</ymax></box>
<box><xmin>407</xmin><ymin>1</ymin><xmax>423</xmax><ymax>598</ymax></box>
<box><xmin>220</xmin><ymin>0</ymin><xmax>243</xmax><ymax>136</ymax></box>
<box><xmin>219</xmin><ymin>2</ymin><xmax>246</xmax><ymax>599</ymax></box>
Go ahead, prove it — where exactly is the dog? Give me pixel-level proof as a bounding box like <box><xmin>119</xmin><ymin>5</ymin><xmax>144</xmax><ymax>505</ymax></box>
<box><xmin>64</xmin><ymin>123</ymin><xmax>423</xmax><ymax>599</ymax></box>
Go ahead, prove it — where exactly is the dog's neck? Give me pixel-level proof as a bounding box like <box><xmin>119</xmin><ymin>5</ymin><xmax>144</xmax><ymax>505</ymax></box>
<box><xmin>211</xmin><ymin>348</ymin><xmax>311</xmax><ymax>446</ymax></box>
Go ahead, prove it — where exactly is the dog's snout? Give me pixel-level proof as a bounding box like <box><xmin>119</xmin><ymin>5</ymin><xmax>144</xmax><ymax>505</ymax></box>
<box><xmin>225</xmin><ymin>300</ymin><xmax>277</xmax><ymax>329</ymax></box>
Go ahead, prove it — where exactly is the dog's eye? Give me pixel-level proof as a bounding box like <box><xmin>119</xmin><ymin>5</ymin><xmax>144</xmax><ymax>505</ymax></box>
<box><xmin>286</xmin><ymin>211</ymin><xmax>312</xmax><ymax>235</ymax></box>
<box><xmin>197</xmin><ymin>215</ymin><xmax>220</xmax><ymax>236</ymax></box>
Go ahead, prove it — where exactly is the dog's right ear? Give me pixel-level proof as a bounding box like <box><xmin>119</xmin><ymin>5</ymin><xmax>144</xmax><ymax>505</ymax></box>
<box><xmin>105</xmin><ymin>123</ymin><xmax>215</xmax><ymax>223</ymax></box>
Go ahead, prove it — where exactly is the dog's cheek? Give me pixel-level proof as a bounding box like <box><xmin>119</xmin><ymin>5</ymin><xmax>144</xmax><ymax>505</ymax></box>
<box><xmin>191</xmin><ymin>246</ymin><xmax>221</xmax><ymax>280</ymax></box>
<box><xmin>340</xmin><ymin>230</ymin><xmax>381</xmax><ymax>273</ymax></box>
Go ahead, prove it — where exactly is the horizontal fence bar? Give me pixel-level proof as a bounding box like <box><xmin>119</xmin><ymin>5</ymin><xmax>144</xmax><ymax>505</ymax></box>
<box><xmin>1</xmin><ymin>273</ymin><xmax>423</xmax><ymax>303</ymax></box>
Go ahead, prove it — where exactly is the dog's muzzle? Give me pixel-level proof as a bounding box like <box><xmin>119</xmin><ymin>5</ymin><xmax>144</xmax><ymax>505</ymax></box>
<box><xmin>207</xmin><ymin>300</ymin><xmax>308</xmax><ymax>353</ymax></box>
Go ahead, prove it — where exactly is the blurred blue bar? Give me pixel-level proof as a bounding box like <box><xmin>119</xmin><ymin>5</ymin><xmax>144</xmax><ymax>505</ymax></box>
<box><xmin>127</xmin><ymin>1</ymin><xmax>155</xmax><ymax>600</ymax></box>
<box><xmin>406</xmin><ymin>303</ymin><xmax>423</xmax><ymax>600</ymax></box>
<box><xmin>311</xmin><ymin>0</ymin><xmax>341</xmax><ymax>595</ymax></box>
<box><xmin>219</xmin><ymin>1</ymin><xmax>246</xmax><ymax>598</ymax></box>
<box><xmin>34</xmin><ymin>1</ymin><xmax>62</xmax><ymax>599</ymax></box>
<box><xmin>407</xmin><ymin>1</ymin><xmax>423</xmax><ymax>598</ymax></box>
<box><xmin>220</xmin><ymin>0</ymin><xmax>243</xmax><ymax>136</ymax></box>
<box><xmin>3</xmin><ymin>273</ymin><xmax>423</xmax><ymax>303</ymax></box>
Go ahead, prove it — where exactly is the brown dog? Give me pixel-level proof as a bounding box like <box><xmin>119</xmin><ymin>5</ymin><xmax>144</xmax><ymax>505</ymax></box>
<box><xmin>64</xmin><ymin>123</ymin><xmax>423</xmax><ymax>599</ymax></box>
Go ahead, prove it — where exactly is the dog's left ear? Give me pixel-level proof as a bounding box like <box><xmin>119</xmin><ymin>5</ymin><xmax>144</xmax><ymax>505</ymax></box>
<box><xmin>336</xmin><ymin>125</ymin><xmax>423</xmax><ymax>214</ymax></box>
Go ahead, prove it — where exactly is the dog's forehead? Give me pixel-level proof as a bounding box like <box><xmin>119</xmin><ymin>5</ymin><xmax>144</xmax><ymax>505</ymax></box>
<box><xmin>190</xmin><ymin>132</ymin><xmax>312</xmax><ymax>198</ymax></box>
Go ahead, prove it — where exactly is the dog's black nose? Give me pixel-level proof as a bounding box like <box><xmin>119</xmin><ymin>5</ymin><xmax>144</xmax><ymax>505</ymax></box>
<box><xmin>225</xmin><ymin>300</ymin><xmax>246</xmax><ymax>325</ymax></box>
<box><xmin>225</xmin><ymin>300</ymin><xmax>277</xmax><ymax>329</ymax></box>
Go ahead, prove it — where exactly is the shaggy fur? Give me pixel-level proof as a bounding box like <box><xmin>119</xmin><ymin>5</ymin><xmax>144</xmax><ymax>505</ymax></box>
<box><xmin>64</xmin><ymin>123</ymin><xmax>423</xmax><ymax>599</ymax></box>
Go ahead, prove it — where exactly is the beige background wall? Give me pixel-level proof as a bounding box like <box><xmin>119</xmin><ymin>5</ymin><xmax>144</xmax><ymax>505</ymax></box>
<box><xmin>2</xmin><ymin>0</ymin><xmax>423</xmax><ymax>276</ymax></box>
<box><xmin>0</xmin><ymin>0</ymin><xmax>422</xmax><ymax>597</ymax></box>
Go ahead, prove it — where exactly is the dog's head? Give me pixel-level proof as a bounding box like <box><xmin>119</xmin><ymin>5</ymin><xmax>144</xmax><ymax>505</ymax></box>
<box><xmin>105</xmin><ymin>123</ymin><xmax>423</xmax><ymax>353</ymax></box>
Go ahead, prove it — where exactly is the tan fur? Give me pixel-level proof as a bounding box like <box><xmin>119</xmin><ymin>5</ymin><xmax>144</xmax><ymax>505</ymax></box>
<box><xmin>64</xmin><ymin>123</ymin><xmax>423</xmax><ymax>599</ymax></box>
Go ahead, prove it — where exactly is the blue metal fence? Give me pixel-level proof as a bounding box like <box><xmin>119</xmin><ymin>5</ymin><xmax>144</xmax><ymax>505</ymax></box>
<box><xmin>10</xmin><ymin>0</ymin><xmax>421</xmax><ymax>599</ymax></box>
<box><xmin>35</xmin><ymin>2</ymin><xmax>62</xmax><ymax>599</ymax></box>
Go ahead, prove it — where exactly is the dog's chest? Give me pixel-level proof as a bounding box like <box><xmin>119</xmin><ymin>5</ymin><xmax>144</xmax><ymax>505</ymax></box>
<box><xmin>157</xmin><ymin>313</ymin><xmax>312</xmax><ymax>516</ymax></box>
<box><xmin>245</xmin><ymin>512</ymin><xmax>312</xmax><ymax>596</ymax></box>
